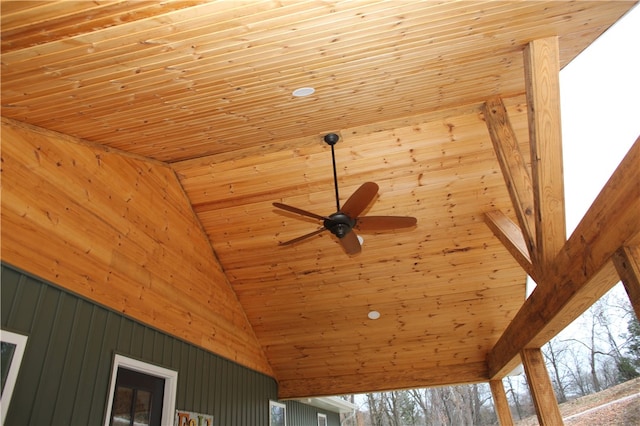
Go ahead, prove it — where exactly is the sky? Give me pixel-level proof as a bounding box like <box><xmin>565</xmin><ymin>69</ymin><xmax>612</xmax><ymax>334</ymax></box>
<box><xmin>560</xmin><ymin>5</ymin><xmax>639</xmax><ymax>233</ymax></box>
<box><xmin>525</xmin><ymin>4</ymin><xmax>639</xmax><ymax>298</ymax></box>
<box><xmin>552</xmin><ymin>4</ymin><xmax>639</xmax><ymax>346</ymax></box>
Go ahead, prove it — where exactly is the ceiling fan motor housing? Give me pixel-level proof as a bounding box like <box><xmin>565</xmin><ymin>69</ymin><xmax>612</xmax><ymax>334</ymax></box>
<box><xmin>324</xmin><ymin>212</ymin><xmax>356</xmax><ymax>238</ymax></box>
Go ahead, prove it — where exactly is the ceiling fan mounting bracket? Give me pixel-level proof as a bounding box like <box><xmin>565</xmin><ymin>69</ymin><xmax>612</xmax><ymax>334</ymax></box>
<box><xmin>323</xmin><ymin>133</ymin><xmax>339</xmax><ymax>146</ymax></box>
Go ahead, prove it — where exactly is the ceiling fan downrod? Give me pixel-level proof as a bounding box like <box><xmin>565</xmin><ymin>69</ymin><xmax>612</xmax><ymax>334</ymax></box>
<box><xmin>323</xmin><ymin>133</ymin><xmax>341</xmax><ymax>213</ymax></box>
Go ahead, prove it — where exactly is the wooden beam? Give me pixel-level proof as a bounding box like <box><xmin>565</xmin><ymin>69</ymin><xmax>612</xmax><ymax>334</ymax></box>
<box><xmin>489</xmin><ymin>379</ymin><xmax>515</xmax><ymax>426</ymax></box>
<box><xmin>613</xmin><ymin>246</ymin><xmax>640</xmax><ymax>321</ymax></box>
<box><xmin>521</xmin><ymin>348</ymin><xmax>563</xmax><ymax>425</ymax></box>
<box><xmin>524</xmin><ymin>37</ymin><xmax>566</xmax><ymax>271</ymax></box>
<box><xmin>483</xmin><ymin>97</ymin><xmax>537</xmax><ymax>264</ymax></box>
<box><xmin>484</xmin><ymin>210</ymin><xmax>538</xmax><ymax>283</ymax></box>
<box><xmin>278</xmin><ymin>361</ymin><xmax>488</xmax><ymax>398</ymax></box>
<box><xmin>488</xmin><ymin>137</ymin><xmax>640</xmax><ymax>378</ymax></box>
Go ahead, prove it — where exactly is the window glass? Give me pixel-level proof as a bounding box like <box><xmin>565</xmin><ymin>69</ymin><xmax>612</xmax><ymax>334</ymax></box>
<box><xmin>112</xmin><ymin>386</ymin><xmax>133</xmax><ymax>426</ymax></box>
<box><xmin>0</xmin><ymin>342</ymin><xmax>17</xmax><ymax>396</ymax></box>
<box><xmin>109</xmin><ymin>368</ymin><xmax>163</xmax><ymax>426</ymax></box>
<box><xmin>269</xmin><ymin>401</ymin><xmax>286</xmax><ymax>426</ymax></box>
<box><xmin>134</xmin><ymin>389</ymin><xmax>151</xmax><ymax>425</ymax></box>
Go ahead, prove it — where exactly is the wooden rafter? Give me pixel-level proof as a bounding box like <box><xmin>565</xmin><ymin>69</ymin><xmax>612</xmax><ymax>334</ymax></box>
<box><xmin>483</xmin><ymin>97</ymin><xmax>537</xmax><ymax>266</ymax></box>
<box><xmin>524</xmin><ymin>37</ymin><xmax>567</xmax><ymax>272</ymax></box>
<box><xmin>484</xmin><ymin>210</ymin><xmax>538</xmax><ymax>283</ymax></box>
<box><xmin>613</xmin><ymin>246</ymin><xmax>640</xmax><ymax>321</ymax></box>
<box><xmin>489</xmin><ymin>137</ymin><xmax>640</xmax><ymax>378</ymax></box>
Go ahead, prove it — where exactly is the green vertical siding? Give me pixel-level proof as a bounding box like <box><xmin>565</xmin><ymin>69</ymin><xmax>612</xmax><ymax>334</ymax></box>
<box><xmin>1</xmin><ymin>264</ymin><xmax>343</xmax><ymax>426</ymax></box>
<box><xmin>2</xmin><ymin>263</ymin><xmax>275</xmax><ymax>425</ymax></box>
<box><xmin>284</xmin><ymin>401</ymin><xmax>341</xmax><ymax>426</ymax></box>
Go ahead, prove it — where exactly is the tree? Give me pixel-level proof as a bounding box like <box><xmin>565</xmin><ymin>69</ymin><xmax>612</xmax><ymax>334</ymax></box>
<box><xmin>542</xmin><ymin>338</ymin><xmax>569</xmax><ymax>402</ymax></box>
<box><xmin>626</xmin><ymin>315</ymin><xmax>640</xmax><ymax>364</ymax></box>
<box><xmin>366</xmin><ymin>392</ymin><xmax>385</xmax><ymax>426</ymax></box>
<box><xmin>504</xmin><ymin>376</ymin><xmax>525</xmax><ymax>420</ymax></box>
<box><xmin>381</xmin><ymin>391</ymin><xmax>417</xmax><ymax>426</ymax></box>
<box><xmin>618</xmin><ymin>315</ymin><xmax>640</xmax><ymax>382</ymax></box>
<box><xmin>409</xmin><ymin>388</ymin><xmax>432</xmax><ymax>425</ymax></box>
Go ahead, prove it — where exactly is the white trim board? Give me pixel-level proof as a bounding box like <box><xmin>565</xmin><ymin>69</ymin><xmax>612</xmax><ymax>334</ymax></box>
<box><xmin>103</xmin><ymin>354</ymin><xmax>178</xmax><ymax>426</ymax></box>
<box><xmin>1</xmin><ymin>330</ymin><xmax>28</xmax><ymax>426</ymax></box>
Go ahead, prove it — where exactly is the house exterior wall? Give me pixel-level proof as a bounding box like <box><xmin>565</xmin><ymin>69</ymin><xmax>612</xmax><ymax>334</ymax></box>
<box><xmin>1</xmin><ymin>264</ymin><xmax>341</xmax><ymax>426</ymax></box>
<box><xmin>284</xmin><ymin>400</ymin><xmax>341</xmax><ymax>426</ymax></box>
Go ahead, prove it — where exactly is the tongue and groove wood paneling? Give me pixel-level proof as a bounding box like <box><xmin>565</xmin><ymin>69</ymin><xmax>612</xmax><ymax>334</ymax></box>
<box><xmin>1</xmin><ymin>2</ymin><xmax>631</xmax><ymax>162</ymax></box>
<box><xmin>1</xmin><ymin>1</ymin><xmax>635</xmax><ymax>399</ymax></box>
<box><xmin>172</xmin><ymin>97</ymin><xmax>532</xmax><ymax>396</ymax></box>
<box><xmin>0</xmin><ymin>117</ymin><xmax>272</xmax><ymax>377</ymax></box>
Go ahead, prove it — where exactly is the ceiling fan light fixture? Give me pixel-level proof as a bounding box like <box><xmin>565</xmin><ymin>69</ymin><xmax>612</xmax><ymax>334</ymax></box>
<box><xmin>292</xmin><ymin>87</ymin><xmax>315</xmax><ymax>97</ymax></box>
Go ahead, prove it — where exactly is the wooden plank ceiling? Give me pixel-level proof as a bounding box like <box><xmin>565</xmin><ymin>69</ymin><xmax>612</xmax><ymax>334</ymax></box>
<box><xmin>2</xmin><ymin>1</ymin><xmax>635</xmax><ymax>398</ymax></box>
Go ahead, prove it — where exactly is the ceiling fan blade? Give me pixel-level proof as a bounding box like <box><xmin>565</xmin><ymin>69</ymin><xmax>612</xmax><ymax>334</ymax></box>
<box><xmin>339</xmin><ymin>230</ymin><xmax>362</xmax><ymax>255</ymax></box>
<box><xmin>356</xmin><ymin>216</ymin><xmax>417</xmax><ymax>231</ymax></box>
<box><xmin>273</xmin><ymin>202</ymin><xmax>330</xmax><ymax>221</ymax></box>
<box><xmin>278</xmin><ymin>227</ymin><xmax>327</xmax><ymax>246</ymax></box>
<box><xmin>340</xmin><ymin>182</ymin><xmax>379</xmax><ymax>218</ymax></box>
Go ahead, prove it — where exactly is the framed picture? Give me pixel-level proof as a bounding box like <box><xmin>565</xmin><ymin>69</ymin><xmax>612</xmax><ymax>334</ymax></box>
<box><xmin>1</xmin><ymin>330</ymin><xmax>28</xmax><ymax>424</ymax></box>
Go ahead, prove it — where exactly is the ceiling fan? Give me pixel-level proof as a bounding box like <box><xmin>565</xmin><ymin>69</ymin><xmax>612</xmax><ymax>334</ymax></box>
<box><xmin>273</xmin><ymin>133</ymin><xmax>417</xmax><ymax>255</ymax></box>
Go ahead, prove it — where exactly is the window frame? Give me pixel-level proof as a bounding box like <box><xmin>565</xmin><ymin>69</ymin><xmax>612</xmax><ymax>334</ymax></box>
<box><xmin>269</xmin><ymin>400</ymin><xmax>286</xmax><ymax>426</ymax></box>
<box><xmin>0</xmin><ymin>330</ymin><xmax>28</xmax><ymax>425</ymax></box>
<box><xmin>317</xmin><ymin>412</ymin><xmax>328</xmax><ymax>426</ymax></box>
<box><xmin>103</xmin><ymin>354</ymin><xmax>177</xmax><ymax>426</ymax></box>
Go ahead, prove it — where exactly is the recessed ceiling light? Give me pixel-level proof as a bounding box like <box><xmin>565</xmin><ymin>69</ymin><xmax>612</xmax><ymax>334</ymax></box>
<box><xmin>357</xmin><ymin>235</ymin><xmax>364</xmax><ymax>245</ymax></box>
<box><xmin>368</xmin><ymin>310</ymin><xmax>381</xmax><ymax>320</ymax></box>
<box><xmin>292</xmin><ymin>87</ymin><xmax>315</xmax><ymax>97</ymax></box>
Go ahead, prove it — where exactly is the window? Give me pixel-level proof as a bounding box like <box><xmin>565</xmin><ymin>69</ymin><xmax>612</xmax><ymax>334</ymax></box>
<box><xmin>1</xmin><ymin>330</ymin><xmax>28</xmax><ymax>424</ymax></box>
<box><xmin>317</xmin><ymin>413</ymin><xmax>328</xmax><ymax>426</ymax></box>
<box><xmin>110</xmin><ymin>367</ymin><xmax>164</xmax><ymax>426</ymax></box>
<box><xmin>269</xmin><ymin>401</ymin><xmax>286</xmax><ymax>426</ymax></box>
<box><xmin>104</xmin><ymin>355</ymin><xmax>177</xmax><ymax>426</ymax></box>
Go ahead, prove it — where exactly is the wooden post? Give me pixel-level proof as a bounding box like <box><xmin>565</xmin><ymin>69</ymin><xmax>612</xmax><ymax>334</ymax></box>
<box><xmin>523</xmin><ymin>36</ymin><xmax>567</xmax><ymax>274</ymax></box>
<box><xmin>520</xmin><ymin>348</ymin><xmax>563</xmax><ymax>425</ymax></box>
<box><xmin>613</xmin><ymin>246</ymin><xmax>640</xmax><ymax>320</ymax></box>
<box><xmin>490</xmin><ymin>379</ymin><xmax>514</xmax><ymax>426</ymax></box>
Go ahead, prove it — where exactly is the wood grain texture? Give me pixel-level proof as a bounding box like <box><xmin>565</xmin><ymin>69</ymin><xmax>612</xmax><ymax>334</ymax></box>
<box><xmin>483</xmin><ymin>97</ymin><xmax>536</xmax><ymax>263</ymax></box>
<box><xmin>524</xmin><ymin>37</ymin><xmax>567</xmax><ymax>272</ymax></box>
<box><xmin>521</xmin><ymin>348</ymin><xmax>563</xmax><ymax>425</ymax></box>
<box><xmin>182</xmin><ymin>106</ymin><xmax>529</xmax><ymax>397</ymax></box>
<box><xmin>489</xmin><ymin>138</ymin><xmax>640</xmax><ymax>379</ymax></box>
<box><xmin>484</xmin><ymin>210</ymin><xmax>537</xmax><ymax>282</ymax></box>
<box><xmin>1</xmin><ymin>2</ymin><xmax>631</xmax><ymax>162</ymax></box>
<box><xmin>490</xmin><ymin>379</ymin><xmax>515</xmax><ymax>426</ymax></box>
<box><xmin>0</xmin><ymin>1</ymin><xmax>635</xmax><ymax>399</ymax></box>
<box><xmin>613</xmin><ymin>246</ymin><xmax>640</xmax><ymax>322</ymax></box>
<box><xmin>0</xmin><ymin>117</ymin><xmax>273</xmax><ymax>377</ymax></box>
